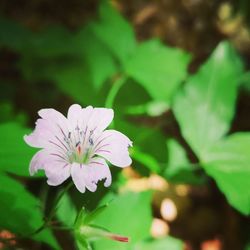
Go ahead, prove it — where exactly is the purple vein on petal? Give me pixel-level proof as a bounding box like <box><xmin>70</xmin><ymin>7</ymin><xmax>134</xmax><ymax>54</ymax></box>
<box><xmin>96</xmin><ymin>150</ymin><xmax>111</xmax><ymax>153</ymax></box>
<box><xmin>50</xmin><ymin>153</ymin><xmax>68</xmax><ymax>161</ymax></box>
<box><xmin>55</xmin><ymin>135</ymin><xmax>69</xmax><ymax>151</ymax></box>
<box><xmin>93</xmin><ymin>135</ymin><xmax>112</xmax><ymax>151</ymax></box>
<box><xmin>90</xmin><ymin>161</ymin><xmax>104</xmax><ymax>166</ymax></box>
<box><xmin>49</xmin><ymin>140</ymin><xmax>66</xmax><ymax>152</ymax></box>
<box><xmin>94</xmin><ymin>143</ymin><xmax>110</xmax><ymax>153</ymax></box>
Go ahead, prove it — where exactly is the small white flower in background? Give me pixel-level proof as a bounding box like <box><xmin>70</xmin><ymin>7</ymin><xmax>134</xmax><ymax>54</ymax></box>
<box><xmin>24</xmin><ymin>104</ymin><xmax>132</xmax><ymax>193</ymax></box>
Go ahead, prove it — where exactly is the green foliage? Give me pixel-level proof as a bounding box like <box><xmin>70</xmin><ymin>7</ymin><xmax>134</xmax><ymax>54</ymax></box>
<box><xmin>202</xmin><ymin>133</ymin><xmax>250</xmax><ymax>215</ymax></box>
<box><xmin>126</xmin><ymin>39</ymin><xmax>191</xmax><ymax>102</ymax></box>
<box><xmin>165</xmin><ymin>139</ymin><xmax>206</xmax><ymax>185</ymax></box>
<box><xmin>90</xmin><ymin>1</ymin><xmax>136</xmax><ymax>65</ymax></box>
<box><xmin>56</xmin><ymin>193</ymin><xmax>77</xmax><ymax>228</ymax></box>
<box><xmin>173</xmin><ymin>42</ymin><xmax>243</xmax><ymax>158</ymax></box>
<box><xmin>0</xmin><ymin>0</ymin><xmax>250</xmax><ymax>248</ymax></box>
<box><xmin>92</xmin><ymin>191</ymin><xmax>152</xmax><ymax>250</ymax></box>
<box><xmin>0</xmin><ymin>123</ymin><xmax>36</xmax><ymax>176</ymax></box>
<box><xmin>135</xmin><ymin>237</ymin><xmax>183</xmax><ymax>250</ymax></box>
<box><xmin>0</xmin><ymin>123</ymin><xmax>59</xmax><ymax>248</ymax></box>
<box><xmin>0</xmin><ymin>102</ymin><xmax>27</xmax><ymax>125</ymax></box>
<box><xmin>0</xmin><ymin>173</ymin><xmax>59</xmax><ymax>249</ymax></box>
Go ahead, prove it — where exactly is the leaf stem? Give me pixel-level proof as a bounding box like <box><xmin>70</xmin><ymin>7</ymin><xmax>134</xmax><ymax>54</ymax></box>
<box><xmin>105</xmin><ymin>75</ymin><xmax>127</xmax><ymax>109</ymax></box>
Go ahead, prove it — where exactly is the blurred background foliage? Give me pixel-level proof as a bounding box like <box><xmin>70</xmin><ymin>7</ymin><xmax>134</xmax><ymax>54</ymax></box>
<box><xmin>0</xmin><ymin>0</ymin><xmax>250</xmax><ymax>250</ymax></box>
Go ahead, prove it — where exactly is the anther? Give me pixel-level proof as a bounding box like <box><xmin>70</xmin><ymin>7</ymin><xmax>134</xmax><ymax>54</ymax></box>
<box><xmin>89</xmin><ymin>138</ymin><xmax>94</xmax><ymax>146</ymax></box>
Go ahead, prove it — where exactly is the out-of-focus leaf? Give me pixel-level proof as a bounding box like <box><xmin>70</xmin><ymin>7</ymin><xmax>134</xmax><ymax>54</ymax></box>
<box><xmin>165</xmin><ymin>140</ymin><xmax>206</xmax><ymax>185</ymax></box>
<box><xmin>0</xmin><ymin>102</ymin><xmax>27</xmax><ymax>125</ymax></box>
<box><xmin>131</xmin><ymin>147</ymin><xmax>161</xmax><ymax>173</ymax></box>
<box><xmin>239</xmin><ymin>71</ymin><xmax>250</xmax><ymax>91</ymax></box>
<box><xmin>125</xmin><ymin>39</ymin><xmax>191</xmax><ymax>102</ymax></box>
<box><xmin>90</xmin><ymin>1</ymin><xmax>136</xmax><ymax>65</ymax></box>
<box><xmin>115</xmin><ymin>118</ymin><xmax>167</xmax><ymax>170</ymax></box>
<box><xmin>56</xmin><ymin>193</ymin><xmax>77</xmax><ymax>228</ymax></box>
<box><xmin>0</xmin><ymin>17</ymin><xmax>32</xmax><ymax>50</ymax></box>
<box><xmin>115</xmin><ymin>79</ymin><xmax>151</xmax><ymax>111</ymax></box>
<box><xmin>76</xmin><ymin>237</ymin><xmax>92</xmax><ymax>250</ymax></box>
<box><xmin>0</xmin><ymin>174</ymin><xmax>60</xmax><ymax>249</ymax></box>
<box><xmin>126</xmin><ymin>101</ymin><xmax>169</xmax><ymax>117</ymax></box>
<box><xmin>92</xmin><ymin>191</ymin><xmax>152</xmax><ymax>250</ymax></box>
<box><xmin>83</xmin><ymin>204</ymin><xmax>109</xmax><ymax>225</ymax></box>
<box><xmin>0</xmin><ymin>123</ymin><xmax>37</xmax><ymax>176</ymax></box>
<box><xmin>18</xmin><ymin>26</ymin><xmax>114</xmax><ymax>105</ymax></box>
<box><xmin>22</xmin><ymin>53</ymin><xmax>110</xmax><ymax>106</ymax></box>
<box><xmin>203</xmin><ymin>133</ymin><xmax>250</xmax><ymax>215</ymax></box>
<box><xmin>76</xmin><ymin>27</ymin><xmax>117</xmax><ymax>90</ymax></box>
<box><xmin>245</xmin><ymin>243</ymin><xmax>250</xmax><ymax>250</ymax></box>
<box><xmin>173</xmin><ymin>42</ymin><xmax>243</xmax><ymax>159</ymax></box>
<box><xmin>135</xmin><ymin>236</ymin><xmax>183</xmax><ymax>250</ymax></box>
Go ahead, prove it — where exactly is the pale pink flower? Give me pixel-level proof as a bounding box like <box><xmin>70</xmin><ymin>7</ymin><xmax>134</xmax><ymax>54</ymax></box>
<box><xmin>24</xmin><ymin>104</ymin><xmax>132</xmax><ymax>193</ymax></box>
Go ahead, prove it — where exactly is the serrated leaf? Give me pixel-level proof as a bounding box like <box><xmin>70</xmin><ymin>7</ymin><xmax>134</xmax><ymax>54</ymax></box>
<box><xmin>203</xmin><ymin>133</ymin><xmax>250</xmax><ymax>215</ymax></box>
<box><xmin>173</xmin><ymin>42</ymin><xmax>243</xmax><ymax>159</ymax></box>
<box><xmin>125</xmin><ymin>39</ymin><xmax>191</xmax><ymax>102</ymax></box>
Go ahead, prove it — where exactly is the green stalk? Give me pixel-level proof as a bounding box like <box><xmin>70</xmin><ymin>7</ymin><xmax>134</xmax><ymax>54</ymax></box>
<box><xmin>105</xmin><ymin>75</ymin><xmax>127</xmax><ymax>109</ymax></box>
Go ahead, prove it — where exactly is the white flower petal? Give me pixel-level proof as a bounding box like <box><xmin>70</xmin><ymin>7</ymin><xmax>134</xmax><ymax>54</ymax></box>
<box><xmin>71</xmin><ymin>159</ymin><xmax>112</xmax><ymax>193</ymax></box>
<box><xmin>24</xmin><ymin>119</ymin><xmax>56</xmax><ymax>148</ymax></box>
<box><xmin>67</xmin><ymin>104</ymin><xmax>83</xmax><ymax>129</ymax></box>
<box><xmin>39</xmin><ymin>108</ymin><xmax>69</xmax><ymax>139</ymax></box>
<box><xmin>88</xmin><ymin>157</ymin><xmax>112</xmax><ymax>187</ymax></box>
<box><xmin>25</xmin><ymin>108</ymin><xmax>69</xmax><ymax>149</ymax></box>
<box><xmin>86</xmin><ymin>107</ymin><xmax>114</xmax><ymax>132</ymax></box>
<box><xmin>94</xmin><ymin>130</ymin><xmax>132</xmax><ymax>168</ymax></box>
<box><xmin>29</xmin><ymin>149</ymin><xmax>49</xmax><ymax>175</ymax></box>
<box><xmin>71</xmin><ymin>163</ymin><xmax>88</xmax><ymax>193</ymax></box>
<box><xmin>45</xmin><ymin>160</ymin><xmax>71</xmax><ymax>186</ymax></box>
<box><xmin>38</xmin><ymin>108</ymin><xmax>68</xmax><ymax>129</ymax></box>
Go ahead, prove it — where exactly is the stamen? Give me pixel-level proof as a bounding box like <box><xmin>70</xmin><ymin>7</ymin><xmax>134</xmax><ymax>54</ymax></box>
<box><xmin>89</xmin><ymin>138</ymin><xmax>94</xmax><ymax>146</ymax></box>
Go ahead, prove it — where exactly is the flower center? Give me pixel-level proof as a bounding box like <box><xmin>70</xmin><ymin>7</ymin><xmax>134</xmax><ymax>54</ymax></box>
<box><xmin>63</xmin><ymin>126</ymin><xmax>96</xmax><ymax>164</ymax></box>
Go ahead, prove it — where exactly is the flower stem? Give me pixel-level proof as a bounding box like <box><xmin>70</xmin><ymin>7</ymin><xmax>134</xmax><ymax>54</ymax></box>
<box><xmin>46</xmin><ymin>181</ymin><xmax>74</xmax><ymax>224</ymax></box>
<box><xmin>105</xmin><ymin>75</ymin><xmax>127</xmax><ymax>109</ymax></box>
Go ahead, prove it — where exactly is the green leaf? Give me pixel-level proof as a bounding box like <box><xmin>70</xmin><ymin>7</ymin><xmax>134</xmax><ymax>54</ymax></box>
<box><xmin>202</xmin><ymin>133</ymin><xmax>250</xmax><ymax>215</ymax></box>
<box><xmin>115</xmin><ymin>119</ymin><xmax>167</xmax><ymax>167</ymax></box>
<box><xmin>131</xmin><ymin>147</ymin><xmax>161</xmax><ymax>173</ymax></box>
<box><xmin>76</xmin><ymin>27</ymin><xmax>117</xmax><ymax>90</ymax></box>
<box><xmin>0</xmin><ymin>17</ymin><xmax>32</xmax><ymax>50</ymax></box>
<box><xmin>0</xmin><ymin>102</ymin><xmax>27</xmax><ymax>125</ymax></box>
<box><xmin>135</xmin><ymin>236</ymin><xmax>184</xmax><ymax>250</ymax></box>
<box><xmin>165</xmin><ymin>140</ymin><xmax>206</xmax><ymax>185</ymax></box>
<box><xmin>173</xmin><ymin>42</ymin><xmax>243</xmax><ymax>159</ymax></box>
<box><xmin>90</xmin><ymin>1</ymin><xmax>136</xmax><ymax>64</ymax></box>
<box><xmin>92</xmin><ymin>191</ymin><xmax>152</xmax><ymax>250</ymax></box>
<box><xmin>76</xmin><ymin>236</ymin><xmax>92</xmax><ymax>250</ymax></box>
<box><xmin>83</xmin><ymin>204</ymin><xmax>109</xmax><ymax>225</ymax></box>
<box><xmin>0</xmin><ymin>174</ymin><xmax>60</xmax><ymax>249</ymax></box>
<box><xmin>56</xmin><ymin>193</ymin><xmax>77</xmax><ymax>228</ymax></box>
<box><xmin>125</xmin><ymin>39</ymin><xmax>191</xmax><ymax>102</ymax></box>
<box><xmin>125</xmin><ymin>101</ymin><xmax>169</xmax><ymax>117</ymax></box>
<box><xmin>0</xmin><ymin>122</ymin><xmax>37</xmax><ymax>176</ymax></box>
